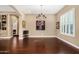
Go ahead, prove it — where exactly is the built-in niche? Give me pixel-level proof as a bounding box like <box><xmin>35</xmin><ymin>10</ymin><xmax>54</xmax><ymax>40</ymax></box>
<box><xmin>0</xmin><ymin>15</ymin><xmax>7</xmax><ymax>30</ymax></box>
<box><xmin>13</xmin><ymin>29</ymin><xmax>16</xmax><ymax>35</ymax></box>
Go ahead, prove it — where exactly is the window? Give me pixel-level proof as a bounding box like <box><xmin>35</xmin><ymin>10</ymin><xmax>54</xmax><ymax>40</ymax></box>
<box><xmin>60</xmin><ymin>8</ymin><xmax>75</xmax><ymax>37</ymax></box>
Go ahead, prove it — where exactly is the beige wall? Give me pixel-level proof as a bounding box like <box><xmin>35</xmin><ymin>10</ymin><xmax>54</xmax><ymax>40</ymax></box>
<box><xmin>56</xmin><ymin>5</ymin><xmax>79</xmax><ymax>46</ymax></box>
<box><xmin>23</xmin><ymin>14</ymin><xmax>56</xmax><ymax>37</ymax></box>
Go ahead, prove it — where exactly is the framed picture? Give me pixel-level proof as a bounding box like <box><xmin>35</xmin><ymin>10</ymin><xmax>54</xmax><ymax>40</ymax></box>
<box><xmin>36</xmin><ymin>20</ymin><xmax>45</xmax><ymax>30</ymax></box>
<box><xmin>22</xmin><ymin>20</ymin><xmax>26</xmax><ymax>28</ymax></box>
<box><xmin>0</xmin><ymin>22</ymin><xmax>1</xmax><ymax>29</ymax></box>
<box><xmin>56</xmin><ymin>22</ymin><xmax>60</xmax><ymax>29</ymax></box>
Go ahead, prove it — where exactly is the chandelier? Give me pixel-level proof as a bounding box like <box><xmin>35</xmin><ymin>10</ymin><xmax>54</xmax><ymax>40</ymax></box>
<box><xmin>36</xmin><ymin>5</ymin><xmax>47</xmax><ymax>19</ymax></box>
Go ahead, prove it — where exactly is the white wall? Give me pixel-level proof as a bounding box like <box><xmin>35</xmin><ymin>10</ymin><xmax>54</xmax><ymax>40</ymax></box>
<box><xmin>24</xmin><ymin>14</ymin><xmax>56</xmax><ymax>38</ymax></box>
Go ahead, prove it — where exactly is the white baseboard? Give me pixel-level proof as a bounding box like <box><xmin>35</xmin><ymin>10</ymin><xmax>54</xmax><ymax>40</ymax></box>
<box><xmin>29</xmin><ymin>36</ymin><xmax>56</xmax><ymax>38</ymax></box>
<box><xmin>56</xmin><ymin>36</ymin><xmax>79</xmax><ymax>49</ymax></box>
<box><xmin>0</xmin><ymin>36</ymin><xmax>12</xmax><ymax>39</ymax></box>
<box><xmin>19</xmin><ymin>36</ymin><xmax>56</xmax><ymax>39</ymax></box>
<box><xmin>19</xmin><ymin>37</ymin><xmax>23</xmax><ymax>39</ymax></box>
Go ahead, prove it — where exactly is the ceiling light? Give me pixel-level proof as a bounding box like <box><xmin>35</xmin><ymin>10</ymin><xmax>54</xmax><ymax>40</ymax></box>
<box><xmin>36</xmin><ymin>5</ymin><xmax>47</xmax><ymax>19</ymax></box>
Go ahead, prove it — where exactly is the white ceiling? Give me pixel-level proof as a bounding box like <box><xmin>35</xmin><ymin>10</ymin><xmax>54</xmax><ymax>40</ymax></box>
<box><xmin>0</xmin><ymin>5</ymin><xmax>15</xmax><ymax>12</ymax></box>
<box><xmin>0</xmin><ymin>5</ymin><xmax>64</xmax><ymax>14</ymax></box>
<box><xmin>14</xmin><ymin>5</ymin><xmax>64</xmax><ymax>14</ymax></box>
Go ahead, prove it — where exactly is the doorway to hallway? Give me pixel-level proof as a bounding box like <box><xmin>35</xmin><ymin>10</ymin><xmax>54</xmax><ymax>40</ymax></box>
<box><xmin>10</xmin><ymin>15</ymin><xmax>19</xmax><ymax>36</ymax></box>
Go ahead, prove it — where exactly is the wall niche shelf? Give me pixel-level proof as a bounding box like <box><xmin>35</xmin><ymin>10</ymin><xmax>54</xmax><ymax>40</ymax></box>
<box><xmin>0</xmin><ymin>15</ymin><xmax>7</xmax><ymax>30</ymax></box>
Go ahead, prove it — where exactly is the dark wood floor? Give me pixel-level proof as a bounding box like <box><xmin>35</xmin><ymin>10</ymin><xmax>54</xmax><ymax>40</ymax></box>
<box><xmin>0</xmin><ymin>36</ymin><xmax>79</xmax><ymax>54</ymax></box>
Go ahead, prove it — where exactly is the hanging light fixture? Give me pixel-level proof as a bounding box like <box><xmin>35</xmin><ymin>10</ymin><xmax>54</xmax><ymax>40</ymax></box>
<box><xmin>36</xmin><ymin>5</ymin><xmax>47</xmax><ymax>19</ymax></box>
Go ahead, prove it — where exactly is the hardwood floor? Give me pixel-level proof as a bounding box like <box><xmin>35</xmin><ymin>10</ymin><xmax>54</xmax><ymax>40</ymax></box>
<box><xmin>0</xmin><ymin>36</ymin><xmax>79</xmax><ymax>54</ymax></box>
<box><xmin>58</xmin><ymin>39</ymin><xmax>79</xmax><ymax>54</ymax></box>
<box><xmin>9</xmin><ymin>37</ymin><xmax>59</xmax><ymax>54</ymax></box>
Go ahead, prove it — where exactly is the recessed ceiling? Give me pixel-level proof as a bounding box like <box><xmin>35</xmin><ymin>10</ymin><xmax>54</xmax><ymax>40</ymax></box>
<box><xmin>0</xmin><ymin>5</ymin><xmax>64</xmax><ymax>14</ymax></box>
<box><xmin>13</xmin><ymin>5</ymin><xmax>65</xmax><ymax>14</ymax></box>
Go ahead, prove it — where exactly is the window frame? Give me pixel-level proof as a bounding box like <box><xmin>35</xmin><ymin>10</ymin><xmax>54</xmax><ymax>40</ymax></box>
<box><xmin>60</xmin><ymin>8</ymin><xmax>75</xmax><ymax>37</ymax></box>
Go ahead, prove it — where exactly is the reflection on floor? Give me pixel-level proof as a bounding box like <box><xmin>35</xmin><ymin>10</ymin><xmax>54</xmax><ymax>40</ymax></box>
<box><xmin>0</xmin><ymin>36</ymin><xmax>79</xmax><ymax>54</ymax></box>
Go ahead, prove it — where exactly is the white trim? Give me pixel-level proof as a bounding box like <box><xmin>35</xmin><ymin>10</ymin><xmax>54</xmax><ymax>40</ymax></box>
<box><xmin>0</xmin><ymin>36</ymin><xmax>12</xmax><ymax>39</ymax></box>
<box><xmin>29</xmin><ymin>36</ymin><xmax>56</xmax><ymax>38</ymax></box>
<box><xmin>19</xmin><ymin>37</ymin><xmax>23</xmax><ymax>39</ymax></box>
<box><xmin>60</xmin><ymin>32</ymin><xmax>75</xmax><ymax>37</ymax></box>
<box><xmin>60</xmin><ymin>8</ymin><xmax>75</xmax><ymax>37</ymax></box>
<box><xmin>19</xmin><ymin>36</ymin><xmax>56</xmax><ymax>39</ymax></box>
<box><xmin>56</xmin><ymin>36</ymin><xmax>79</xmax><ymax>49</ymax></box>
